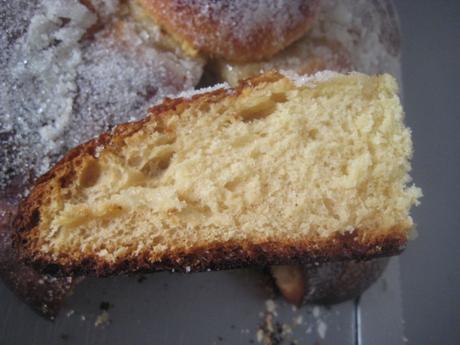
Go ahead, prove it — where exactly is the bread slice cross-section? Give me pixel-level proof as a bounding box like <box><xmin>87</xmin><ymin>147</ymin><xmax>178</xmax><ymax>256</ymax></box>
<box><xmin>15</xmin><ymin>71</ymin><xmax>421</xmax><ymax>276</ymax></box>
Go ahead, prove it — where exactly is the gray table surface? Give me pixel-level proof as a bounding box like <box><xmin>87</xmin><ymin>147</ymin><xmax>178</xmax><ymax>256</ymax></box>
<box><xmin>396</xmin><ymin>1</ymin><xmax>460</xmax><ymax>344</ymax></box>
<box><xmin>1</xmin><ymin>1</ymin><xmax>459</xmax><ymax>344</ymax></box>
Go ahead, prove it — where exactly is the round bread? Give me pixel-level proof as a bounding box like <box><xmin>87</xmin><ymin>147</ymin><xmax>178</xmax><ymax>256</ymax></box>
<box><xmin>214</xmin><ymin>0</ymin><xmax>402</xmax><ymax>86</ymax></box>
<box><xmin>137</xmin><ymin>0</ymin><xmax>319</xmax><ymax>62</ymax></box>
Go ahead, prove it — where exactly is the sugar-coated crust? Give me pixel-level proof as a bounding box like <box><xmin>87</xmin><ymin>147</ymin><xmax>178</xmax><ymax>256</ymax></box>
<box><xmin>14</xmin><ymin>71</ymin><xmax>407</xmax><ymax>277</ymax></box>
<box><xmin>137</xmin><ymin>0</ymin><xmax>319</xmax><ymax>62</ymax></box>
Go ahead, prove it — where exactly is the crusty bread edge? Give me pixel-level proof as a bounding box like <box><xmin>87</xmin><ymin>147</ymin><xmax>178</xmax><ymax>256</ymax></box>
<box><xmin>13</xmin><ymin>71</ymin><xmax>408</xmax><ymax>276</ymax></box>
<box><xmin>13</xmin><ymin>72</ymin><xmax>282</xmax><ymax>270</ymax></box>
<box><xmin>22</xmin><ymin>227</ymin><xmax>407</xmax><ymax>276</ymax></box>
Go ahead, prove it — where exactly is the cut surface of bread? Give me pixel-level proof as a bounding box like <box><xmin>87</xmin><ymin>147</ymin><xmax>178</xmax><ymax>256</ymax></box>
<box><xmin>15</xmin><ymin>71</ymin><xmax>421</xmax><ymax>275</ymax></box>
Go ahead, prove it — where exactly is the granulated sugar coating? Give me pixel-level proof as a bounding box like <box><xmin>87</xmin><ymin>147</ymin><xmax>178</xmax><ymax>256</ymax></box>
<box><xmin>0</xmin><ymin>0</ymin><xmax>203</xmax><ymax>192</ymax></box>
<box><xmin>139</xmin><ymin>0</ymin><xmax>319</xmax><ymax>61</ymax></box>
<box><xmin>311</xmin><ymin>0</ymin><xmax>401</xmax><ymax>78</ymax></box>
<box><xmin>215</xmin><ymin>0</ymin><xmax>401</xmax><ymax>88</ymax></box>
<box><xmin>186</xmin><ymin>0</ymin><xmax>308</xmax><ymax>42</ymax></box>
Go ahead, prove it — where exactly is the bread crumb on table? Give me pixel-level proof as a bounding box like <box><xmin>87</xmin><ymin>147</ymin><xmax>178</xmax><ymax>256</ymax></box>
<box><xmin>94</xmin><ymin>310</ymin><xmax>111</xmax><ymax>327</ymax></box>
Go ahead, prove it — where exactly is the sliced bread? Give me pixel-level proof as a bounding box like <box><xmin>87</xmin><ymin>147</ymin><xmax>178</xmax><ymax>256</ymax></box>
<box><xmin>15</xmin><ymin>71</ymin><xmax>421</xmax><ymax>275</ymax></box>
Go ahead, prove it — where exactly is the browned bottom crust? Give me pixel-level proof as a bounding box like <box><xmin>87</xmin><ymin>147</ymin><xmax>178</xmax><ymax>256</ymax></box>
<box><xmin>23</xmin><ymin>227</ymin><xmax>406</xmax><ymax>277</ymax></box>
<box><xmin>0</xmin><ymin>201</ymin><xmax>76</xmax><ymax>319</ymax></box>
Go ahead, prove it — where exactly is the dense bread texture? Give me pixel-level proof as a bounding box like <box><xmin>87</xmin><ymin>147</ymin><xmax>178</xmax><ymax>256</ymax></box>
<box><xmin>136</xmin><ymin>0</ymin><xmax>319</xmax><ymax>62</ymax></box>
<box><xmin>15</xmin><ymin>71</ymin><xmax>421</xmax><ymax>276</ymax></box>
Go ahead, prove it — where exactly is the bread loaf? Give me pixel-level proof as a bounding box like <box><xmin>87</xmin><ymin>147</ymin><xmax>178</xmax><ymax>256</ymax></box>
<box><xmin>15</xmin><ymin>71</ymin><xmax>421</xmax><ymax>276</ymax></box>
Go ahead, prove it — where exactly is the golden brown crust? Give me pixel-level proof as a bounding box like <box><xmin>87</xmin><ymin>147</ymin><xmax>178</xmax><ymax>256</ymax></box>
<box><xmin>137</xmin><ymin>0</ymin><xmax>319</xmax><ymax>62</ymax></box>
